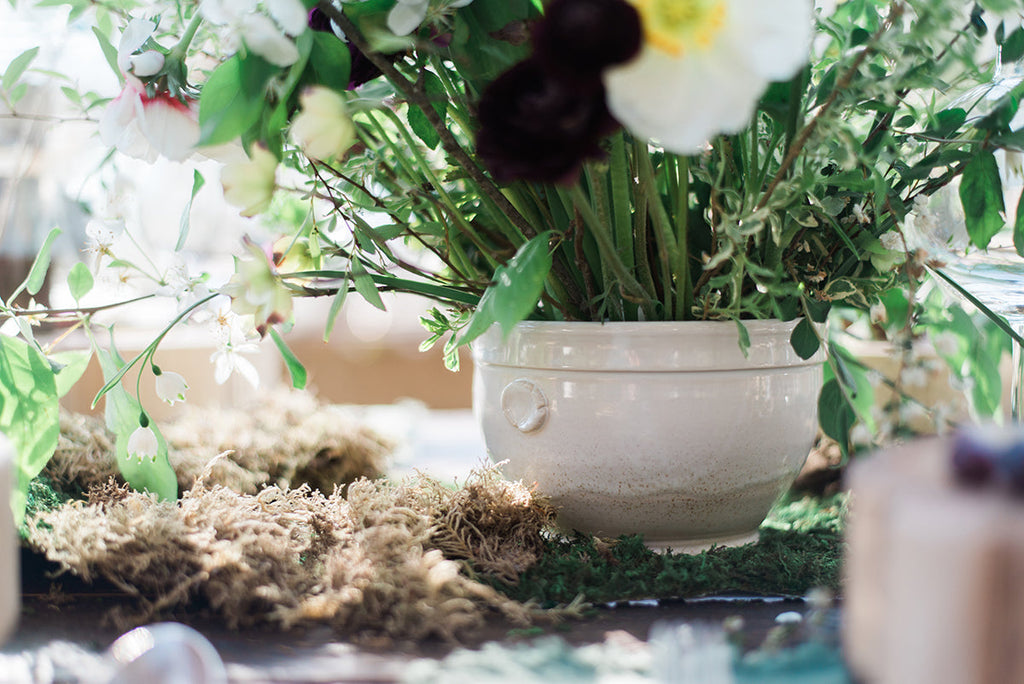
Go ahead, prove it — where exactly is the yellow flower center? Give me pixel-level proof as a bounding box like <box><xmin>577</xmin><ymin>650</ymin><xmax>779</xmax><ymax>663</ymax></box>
<box><xmin>632</xmin><ymin>0</ymin><xmax>727</xmax><ymax>56</ymax></box>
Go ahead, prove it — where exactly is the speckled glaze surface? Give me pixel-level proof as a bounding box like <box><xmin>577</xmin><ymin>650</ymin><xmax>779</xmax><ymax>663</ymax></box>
<box><xmin>472</xmin><ymin>320</ymin><xmax>824</xmax><ymax>552</ymax></box>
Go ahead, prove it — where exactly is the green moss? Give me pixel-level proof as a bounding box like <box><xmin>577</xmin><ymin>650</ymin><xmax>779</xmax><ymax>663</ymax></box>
<box><xmin>19</xmin><ymin>476</ymin><xmax>70</xmax><ymax>541</ymax></box>
<box><xmin>493</xmin><ymin>494</ymin><xmax>845</xmax><ymax>605</ymax></box>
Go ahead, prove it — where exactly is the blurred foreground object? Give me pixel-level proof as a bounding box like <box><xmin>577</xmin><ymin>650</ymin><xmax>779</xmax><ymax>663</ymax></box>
<box><xmin>0</xmin><ymin>433</ymin><xmax>17</xmax><ymax>644</ymax></box>
<box><xmin>844</xmin><ymin>429</ymin><xmax>1024</xmax><ymax>683</ymax></box>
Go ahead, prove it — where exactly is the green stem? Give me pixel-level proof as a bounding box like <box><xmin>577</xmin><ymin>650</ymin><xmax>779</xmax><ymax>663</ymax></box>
<box><xmin>568</xmin><ymin>185</ymin><xmax>653</xmax><ymax>313</ymax></box>
<box><xmin>169</xmin><ymin>12</ymin><xmax>203</xmax><ymax>61</ymax></box>
<box><xmin>92</xmin><ymin>292</ymin><xmax>218</xmax><ymax>407</ymax></box>
<box><xmin>674</xmin><ymin>156</ymin><xmax>691</xmax><ymax>319</ymax></box>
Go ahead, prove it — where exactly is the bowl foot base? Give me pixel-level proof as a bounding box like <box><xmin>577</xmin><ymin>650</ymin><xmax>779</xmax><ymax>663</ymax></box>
<box><xmin>644</xmin><ymin>530</ymin><xmax>759</xmax><ymax>555</ymax></box>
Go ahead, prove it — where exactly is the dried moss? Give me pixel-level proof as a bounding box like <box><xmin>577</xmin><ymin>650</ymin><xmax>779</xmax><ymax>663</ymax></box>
<box><xmin>26</xmin><ymin>464</ymin><xmax>554</xmax><ymax>641</ymax></box>
<box><xmin>46</xmin><ymin>392</ymin><xmax>390</xmax><ymax>496</ymax></box>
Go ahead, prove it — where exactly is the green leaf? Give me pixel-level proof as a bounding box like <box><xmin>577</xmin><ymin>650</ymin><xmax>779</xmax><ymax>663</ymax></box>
<box><xmin>923</xmin><ymin>108</ymin><xmax>966</xmax><ymax>138</ymax></box>
<box><xmin>269</xmin><ymin>328</ymin><xmax>307</xmax><ymax>390</ymax></box>
<box><xmin>91</xmin><ymin>27</ymin><xmax>119</xmax><ymax>78</ymax></box>
<box><xmin>407</xmin><ymin>70</ymin><xmax>446</xmax><ymax>149</ymax></box>
<box><xmin>818</xmin><ymin>378</ymin><xmax>855</xmax><ymax>459</ymax></box>
<box><xmin>66</xmin><ymin>262</ymin><xmax>94</xmax><ymax>301</ymax></box>
<box><xmin>95</xmin><ymin>343</ymin><xmax>177</xmax><ymax>501</ymax></box>
<box><xmin>198</xmin><ymin>54</ymin><xmax>277</xmax><ymax>146</ymax></box>
<box><xmin>350</xmin><ymin>259</ymin><xmax>386</xmax><ymax>310</ymax></box>
<box><xmin>323</xmin><ymin>277</ymin><xmax>350</xmax><ymax>342</ymax></box>
<box><xmin>790</xmin><ymin>318</ymin><xmax>820</xmax><ymax>360</ymax></box>
<box><xmin>308</xmin><ymin>31</ymin><xmax>352</xmax><ymax>94</ymax></box>
<box><xmin>458</xmin><ymin>232</ymin><xmax>553</xmax><ymax>346</ymax></box>
<box><xmin>176</xmin><ymin>170</ymin><xmax>205</xmax><ymax>251</ymax></box>
<box><xmin>50</xmin><ymin>349</ymin><xmax>92</xmax><ymax>399</ymax></box>
<box><xmin>735</xmin><ymin>320</ymin><xmax>751</xmax><ymax>358</ymax></box>
<box><xmin>1015</xmin><ymin>184</ymin><xmax>1024</xmax><ymax>258</ymax></box>
<box><xmin>0</xmin><ymin>335</ymin><xmax>59</xmax><ymax>526</ymax></box>
<box><xmin>960</xmin><ymin>150</ymin><xmax>1005</xmax><ymax>249</ymax></box>
<box><xmin>2</xmin><ymin>46</ymin><xmax>38</xmax><ymax>92</ymax></box>
<box><xmin>24</xmin><ymin>227</ymin><xmax>61</xmax><ymax>297</ymax></box>
<box><xmin>1001</xmin><ymin>26</ymin><xmax>1024</xmax><ymax>63</ymax></box>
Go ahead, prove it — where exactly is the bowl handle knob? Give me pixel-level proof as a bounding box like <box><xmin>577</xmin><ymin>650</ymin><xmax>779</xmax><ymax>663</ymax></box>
<box><xmin>500</xmin><ymin>379</ymin><xmax>548</xmax><ymax>433</ymax></box>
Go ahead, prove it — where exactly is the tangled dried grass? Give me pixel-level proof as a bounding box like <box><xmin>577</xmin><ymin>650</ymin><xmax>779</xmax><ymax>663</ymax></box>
<box><xmin>47</xmin><ymin>391</ymin><xmax>390</xmax><ymax>495</ymax></box>
<box><xmin>28</xmin><ymin>461</ymin><xmax>558</xmax><ymax>641</ymax></box>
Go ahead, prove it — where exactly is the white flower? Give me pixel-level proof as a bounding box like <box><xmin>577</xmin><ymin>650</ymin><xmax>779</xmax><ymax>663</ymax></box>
<box><xmin>127</xmin><ymin>425</ymin><xmax>159</xmax><ymax>462</ymax></box>
<box><xmin>603</xmin><ymin>0</ymin><xmax>811</xmax><ymax>153</ymax></box>
<box><xmin>387</xmin><ymin>0</ymin><xmax>475</xmax><ymax>36</ymax></box>
<box><xmin>155</xmin><ymin>370</ymin><xmax>189</xmax><ymax>405</ymax></box>
<box><xmin>222</xmin><ymin>238</ymin><xmax>294</xmax><ymax>335</ymax></box>
<box><xmin>240</xmin><ymin>13</ymin><xmax>301</xmax><ymax>66</ymax></box>
<box><xmin>208</xmin><ymin>298</ymin><xmax>261</xmax><ymax>388</ymax></box>
<box><xmin>388</xmin><ymin>0</ymin><xmax>430</xmax><ymax>35</ymax></box>
<box><xmin>290</xmin><ymin>87</ymin><xmax>355</xmax><ymax>161</ymax></box>
<box><xmin>879</xmin><ymin>230</ymin><xmax>903</xmax><ymax>251</ymax></box>
<box><xmin>158</xmin><ymin>256</ymin><xmax>213</xmax><ymax>313</ymax></box>
<box><xmin>0</xmin><ymin>299</ymin><xmax>46</xmax><ymax>341</ymax></box>
<box><xmin>100</xmin><ymin>19</ymin><xmax>197</xmax><ymax>161</ymax></box>
<box><xmin>200</xmin><ymin>0</ymin><xmax>307</xmax><ymax>67</ymax></box>
<box><xmin>221</xmin><ymin>144</ymin><xmax>278</xmax><ymax>216</ymax></box>
<box><xmin>99</xmin><ymin>75</ymin><xmax>199</xmax><ymax>162</ymax></box>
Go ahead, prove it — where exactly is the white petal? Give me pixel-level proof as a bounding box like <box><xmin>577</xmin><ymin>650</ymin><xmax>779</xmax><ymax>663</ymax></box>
<box><xmin>221</xmin><ymin>145</ymin><xmax>278</xmax><ymax>216</ymax></box>
<box><xmin>241</xmin><ymin>14</ymin><xmax>300</xmax><ymax>67</ymax></box>
<box><xmin>603</xmin><ymin>0</ymin><xmax>810</xmax><ymax>154</ymax></box>
<box><xmin>448</xmin><ymin>0</ymin><xmax>474</xmax><ymax>7</ymax></box>
<box><xmin>200</xmin><ymin>0</ymin><xmax>257</xmax><ymax>26</ymax></box>
<box><xmin>212</xmin><ymin>350</ymin><xmax>232</xmax><ymax>384</ymax></box>
<box><xmin>290</xmin><ymin>87</ymin><xmax>354</xmax><ymax>160</ymax></box>
<box><xmin>127</xmin><ymin>426</ymin><xmax>159</xmax><ymax>461</ymax></box>
<box><xmin>727</xmin><ymin>0</ymin><xmax>811</xmax><ymax>81</ymax></box>
<box><xmin>233</xmin><ymin>354</ymin><xmax>261</xmax><ymax>389</ymax></box>
<box><xmin>605</xmin><ymin>47</ymin><xmax>768</xmax><ymax>153</ymax></box>
<box><xmin>130</xmin><ymin>50</ymin><xmax>165</xmax><ymax>77</ymax></box>
<box><xmin>266</xmin><ymin>0</ymin><xmax>309</xmax><ymax>36</ymax></box>
<box><xmin>387</xmin><ymin>2</ymin><xmax>428</xmax><ymax>36</ymax></box>
<box><xmin>118</xmin><ymin>18</ymin><xmax>156</xmax><ymax>72</ymax></box>
<box><xmin>155</xmin><ymin>371</ymin><xmax>189</xmax><ymax>405</ymax></box>
<box><xmin>99</xmin><ymin>83</ymin><xmax>160</xmax><ymax>162</ymax></box>
<box><xmin>139</xmin><ymin>96</ymin><xmax>200</xmax><ymax>161</ymax></box>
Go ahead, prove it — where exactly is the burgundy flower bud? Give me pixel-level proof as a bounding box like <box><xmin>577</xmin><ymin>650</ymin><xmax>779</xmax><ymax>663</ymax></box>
<box><xmin>533</xmin><ymin>0</ymin><xmax>642</xmax><ymax>81</ymax></box>
<box><xmin>951</xmin><ymin>430</ymin><xmax>998</xmax><ymax>487</ymax></box>
<box><xmin>476</xmin><ymin>58</ymin><xmax>619</xmax><ymax>184</ymax></box>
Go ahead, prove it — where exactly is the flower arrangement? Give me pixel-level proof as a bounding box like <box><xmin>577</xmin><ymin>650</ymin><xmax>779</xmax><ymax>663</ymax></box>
<box><xmin>2</xmin><ymin>0</ymin><xmax>1024</xmax><ymax>514</ymax></box>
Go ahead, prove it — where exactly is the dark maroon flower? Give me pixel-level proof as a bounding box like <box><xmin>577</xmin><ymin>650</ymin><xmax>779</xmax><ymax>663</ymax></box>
<box><xmin>533</xmin><ymin>0</ymin><xmax>642</xmax><ymax>82</ymax></box>
<box><xmin>477</xmin><ymin>58</ymin><xmax>618</xmax><ymax>184</ymax></box>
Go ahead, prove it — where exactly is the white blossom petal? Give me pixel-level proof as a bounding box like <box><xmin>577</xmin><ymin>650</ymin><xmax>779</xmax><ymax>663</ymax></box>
<box><xmin>266</xmin><ymin>0</ymin><xmax>308</xmax><ymax>36</ymax></box>
<box><xmin>118</xmin><ymin>19</ymin><xmax>156</xmax><ymax>73</ymax></box>
<box><xmin>241</xmin><ymin>13</ymin><xmax>300</xmax><ymax>67</ymax></box>
<box><xmin>130</xmin><ymin>50</ymin><xmax>165</xmax><ymax>77</ymax></box>
<box><xmin>138</xmin><ymin>95</ymin><xmax>200</xmax><ymax>161</ymax></box>
<box><xmin>290</xmin><ymin>87</ymin><xmax>355</xmax><ymax>161</ymax></box>
<box><xmin>603</xmin><ymin>0</ymin><xmax>811</xmax><ymax>154</ymax></box>
<box><xmin>127</xmin><ymin>425</ymin><xmax>159</xmax><ymax>462</ymax></box>
<box><xmin>221</xmin><ymin>145</ymin><xmax>278</xmax><ymax>216</ymax></box>
<box><xmin>200</xmin><ymin>0</ymin><xmax>258</xmax><ymax>26</ymax></box>
<box><xmin>387</xmin><ymin>1</ymin><xmax>428</xmax><ymax>36</ymax></box>
<box><xmin>155</xmin><ymin>371</ymin><xmax>189</xmax><ymax>405</ymax></box>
